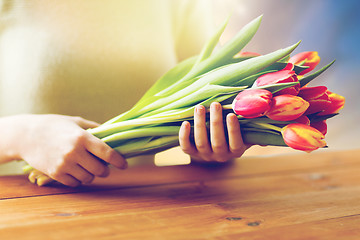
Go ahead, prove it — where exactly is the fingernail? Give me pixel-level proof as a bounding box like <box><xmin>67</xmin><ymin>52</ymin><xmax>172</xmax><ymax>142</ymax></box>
<box><xmin>195</xmin><ymin>105</ymin><xmax>204</xmax><ymax>114</ymax></box>
<box><xmin>211</xmin><ymin>102</ymin><xmax>220</xmax><ymax>111</ymax></box>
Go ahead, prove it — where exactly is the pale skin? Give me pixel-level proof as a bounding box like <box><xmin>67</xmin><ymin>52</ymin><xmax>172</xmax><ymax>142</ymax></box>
<box><xmin>0</xmin><ymin>102</ymin><xmax>248</xmax><ymax>187</ymax></box>
<box><xmin>179</xmin><ymin>102</ymin><xmax>249</xmax><ymax>163</ymax></box>
<box><xmin>0</xmin><ymin>114</ymin><xmax>127</xmax><ymax>187</ymax></box>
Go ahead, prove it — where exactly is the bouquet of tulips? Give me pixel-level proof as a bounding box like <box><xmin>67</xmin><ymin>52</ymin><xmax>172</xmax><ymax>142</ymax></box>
<box><xmin>87</xmin><ymin>15</ymin><xmax>344</xmax><ymax>155</ymax></box>
<box><xmin>27</xmin><ymin>16</ymin><xmax>345</xmax><ymax>185</ymax></box>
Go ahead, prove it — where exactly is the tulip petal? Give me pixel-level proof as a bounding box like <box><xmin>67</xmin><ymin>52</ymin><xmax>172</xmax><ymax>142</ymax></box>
<box><xmin>310</xmin><ymin>120</ymin><xmax>327</xmax><ymax>135</ymax></box>
<box><xmin>319</xmin><ymin>91</ymin><xmax>345</xmax><ymax>115</ymax></box>
<box><xmin>266</xmin><ymin>95</ymin><xmax>309</xmax><ymax>121</ymax></box>
<box><xmin>289</xmin><ymin>51</ymin><xmax>320</xmax><ymax>75</ymax></box>
<box><xmin>298</xmin><ymin>86</ymin><xmax>328</xmax><ymax>100</ymax></box>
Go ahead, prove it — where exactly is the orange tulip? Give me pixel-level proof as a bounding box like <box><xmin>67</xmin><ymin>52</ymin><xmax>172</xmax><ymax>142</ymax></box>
<box><xmin>281</xmin><ymin>123</ymin><xmax>326</xmax><ymax>152</ymax></box>
<box><xmin>289</xmin><ymin>51</ymin><xmax>320</xmax><ymax>75</ymax></box>
<box><xmin>254</xmin><ymin>69</ymin><xmax>300</xmax><ymax>95</ymax></box>
<box><xmin>232</xmin><ymin>89</ymin><xmax>272</xmax><ymax>118</ymax></box>
<box><xmin>266</xmin><ymin>95</ymin><xmax>309</xmax><ymax>121</ymax></box>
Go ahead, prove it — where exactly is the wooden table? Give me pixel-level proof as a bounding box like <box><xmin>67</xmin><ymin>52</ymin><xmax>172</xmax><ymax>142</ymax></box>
<box><xmin>1</xmin><ymin>149</ymin><xmax>360</xmax><ymax>239</ymax></box>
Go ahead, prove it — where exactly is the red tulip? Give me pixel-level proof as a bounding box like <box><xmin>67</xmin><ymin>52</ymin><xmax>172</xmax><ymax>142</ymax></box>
<box><xmin>254</xmin><ymin>69</ymin><xmax>300</xmax><ymax>95</ymax></box>
<box><xmin>310</xmin><ymin>120</ymin><xmax>327</xmax><ymax>135</ymax></box>
<box><xmin>294</xmin><ymin>115</ymin><xmax>310</xmax><ymax>125</ymax></box>
<box><xmin>281</xmin><ymin>123</ymin><xmax>326</xmax><ymax>152</ymax></box>
<box><xmin>298</xmin><ymin>86</ymin><xmax>331</xmax><ymax>115</ymax></box>
<box><xmin>288</xmin><ymin>51</ymin><xmax>320</xmax><ymax>75</ymax></box>
<box><xmin>299</xmin><ymin>87</ymin><xmax>345</xmax><ymax>116</ymax></box>
<box><xmin>319</xmin><ymin>91</ymin><xmax>345</xmax><ymax>115</ymax></box>
<box><xmin>232</xmin><ymin>89</ymin><xmax>272</xmax><ymax>118</ymax></box>
<box><xmin>266</xmin><ymin>95</ymin><xmax>309</xmax><ymax>121</ymax></box>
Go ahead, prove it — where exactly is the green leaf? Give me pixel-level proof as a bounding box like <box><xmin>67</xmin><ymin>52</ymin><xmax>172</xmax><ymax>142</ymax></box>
<box><xmin>307</xmin><ymin>113</ymin><xmax>339</xmax><ymax>122</ymax></box>
<box><xmin>299</xmin><ymin>60</ymin><xmax>335</xmax><ymax>87</ymax></box>
<box><xmin>137</xmin><ymin>42</ymin><xmax>300</xmax><ymax>117</ymax></box>
<box><xmin>226</xmin><ymin>70</ymin><xmax>276</xmax><ymax>87</ymax></box>
<box><xmin>262</xmin><ymin>62</ymin><xmax>308</xmax><ymax>75</ymax></box>
<box><xmin>207</xmin><ymin>15</ymin><xmax>263</xmax><ymax>65</ymax></box>
<box><xmin>145</xmin><ymin>84</ymin><xmax>247</xmax><ymax>116</ymax></box>
<box><xmin>191</xmin><ymin>16</ymin><xmax>229</xmax><ymax>69</ymax></box>
<box><xmin>103</xmin><ymin>56</ymin><xmax>198</xmax><ymax>124</ymax></box>
<box><xmin>155</xmin><ymin>15</ymin><xmax>263</xmax><ymax>97</ymax></box>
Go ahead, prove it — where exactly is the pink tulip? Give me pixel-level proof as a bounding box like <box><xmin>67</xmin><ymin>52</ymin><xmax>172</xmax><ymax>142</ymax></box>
<box><xmin>266</xmin><ymin>95</ymin><xmax>309</xmax><ymax>121</ymax></box>
<box><xmin>232</xmin><ymin>89</ymin><xmax>272</xmax><ymax>118</ymax></box>
<box><xmin>281</xmin><ymin>123</ymin><xmax>326</xmax><ymax>152</ymax></box>
<box><xmin>254</xmin><ymin>69</ymin><xmax>300</xmax><ymax>95</ymax></box>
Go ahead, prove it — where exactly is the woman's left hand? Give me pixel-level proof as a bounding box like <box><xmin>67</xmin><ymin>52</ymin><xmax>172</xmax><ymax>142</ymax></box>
<box><xmin>179</xmin><ymin>102</ymin><xmax>250</xmax><ymax>163</ymax></box>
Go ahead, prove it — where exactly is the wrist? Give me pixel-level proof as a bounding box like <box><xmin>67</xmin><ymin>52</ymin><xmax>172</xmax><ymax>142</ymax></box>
<box><xmin>0</xmin><ymin>115</ymin><xmax>30</xmax><ymax>162</ymax></box>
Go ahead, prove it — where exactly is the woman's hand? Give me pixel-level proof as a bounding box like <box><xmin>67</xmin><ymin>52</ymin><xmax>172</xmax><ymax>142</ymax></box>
<box><xmin>0</xmin><ymin>114</ymin><xmax>127</xmax><ymax>187</ymax></box>
<box><xmin>179</xmin><ymin>102</ymin><xmax>250</xmax><ymax>163</ymax></box>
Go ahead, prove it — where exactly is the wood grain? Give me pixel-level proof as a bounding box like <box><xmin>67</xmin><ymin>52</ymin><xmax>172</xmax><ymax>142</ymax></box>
<box><xmin>0</xmin><ymin>149</ymin><xmax>359</xmax><ymax>239</ymax></box>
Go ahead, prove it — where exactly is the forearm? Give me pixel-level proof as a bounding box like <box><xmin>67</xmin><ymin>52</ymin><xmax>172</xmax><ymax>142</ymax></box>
<box><xmin>0</xmin><ymin>115</ymin><xmax>25</xmax><ymax>163</ymax></box>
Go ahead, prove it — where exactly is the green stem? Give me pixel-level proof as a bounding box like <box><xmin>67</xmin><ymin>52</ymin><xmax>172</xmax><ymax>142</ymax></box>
<box><xmin>249</xmin><ymin>122</ymin><xmax>283</xmax><ymax>132</ymax></box>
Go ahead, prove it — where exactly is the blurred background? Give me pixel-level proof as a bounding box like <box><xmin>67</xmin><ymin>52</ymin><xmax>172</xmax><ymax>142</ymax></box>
<box><xmin>0</xmin><ymin>0</ymin><xmax>358</xmax><ymax>173</ymax></box>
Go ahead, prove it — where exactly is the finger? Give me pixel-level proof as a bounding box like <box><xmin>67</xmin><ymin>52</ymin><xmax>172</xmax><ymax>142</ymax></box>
<box><xmin>226</xmin><ymin>113</ymin><xmax>247</xmax><ymax>156</ymax></box>
<box><xmin>84</xmin><ymin>133</ymin><xmax>128</xmax><ymax>169</ymax></box>
<box><xmin>77</xmin><ymin>151</ymin><xmax>110</xmax><ymax>177</ymax></box>
<box><xmin>179</xmin><ymin>121</ymin><xmax>197</xmax><ymax>155</ymax></box>
<box><xmin>56</xmin><ymin>174</ymin><xmax>81</xmax><ymax>187</ymax></box>
<box><xmin>36</xmin><ymin>175</ymin><xmax>54</xmax><ymax>187</ymax></box>
<box><xmin>28</xmin><ymin>169</ymin><xmax>42</xmax><ymax>184</ymax></box>
<box><xmin>209</xmin><ymin>102</ymin><xmax>227</xmax><ymax>154</ymax></box>
<box><xmin>67</xmin><ymin>164</ymin><xmax>95</xmax><ymax>184</ymax></box>
<box><xmin>194</xmin><ymin>105</ymin><xmax>212</xmax><ymax>154</ymax></box>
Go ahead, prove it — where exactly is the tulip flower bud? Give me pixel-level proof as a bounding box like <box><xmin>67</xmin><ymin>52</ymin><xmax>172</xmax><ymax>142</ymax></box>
<box><xmin>253</xmin><ymin>69</ymin><xmax>300</xmax><ymax>95</ymax></box>
<box><xmin>298</xmin><ymin>86</ymin><xmax>331</xmax><ymax>115</ymax></box>
<box><xmin>310</xmin><ymin>120</ymin><xmax>327</xmax><ymax>135</ymax></box>
<box><xmin>288</xmin><ymin>51</ymin><xmax>320</xmax><ymax>75</ymax></box>
<box><xmin>319</xmin><ymin>91</ymin><xmax>345</xmax><ymax>115</ymax></box>
<box><xmin>281</xmin><ymin>123</ymin><xmax>326</xmax><ymax>152</ymax></box>
<box><xmin>232</xmin><ymin>89</ymin><xmax>272</xmax><ymax>118</ymax></box>
<box><xmin>266</xmin><ymin>95</ymin><xmax>309</xmax><ymax>121</ymax></box>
